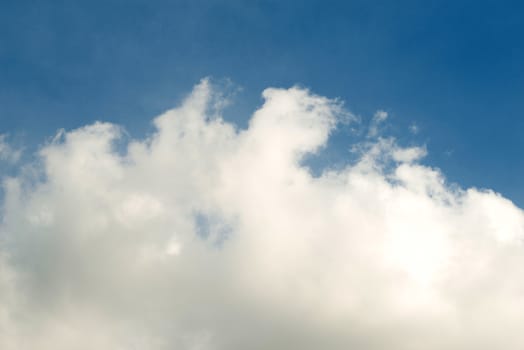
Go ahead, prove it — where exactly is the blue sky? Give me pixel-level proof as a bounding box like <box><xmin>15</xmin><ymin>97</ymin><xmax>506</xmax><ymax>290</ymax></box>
<box><xmin>1</xmin><ymin>0</ymin><xmax>523</xmax><ymax>205</ymax></box>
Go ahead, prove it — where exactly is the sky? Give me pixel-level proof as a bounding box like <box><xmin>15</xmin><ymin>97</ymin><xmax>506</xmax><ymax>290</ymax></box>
<box><xmin>1</xmin><ymin>1</ymin><xmax>524</xmax><ymax>349</ymax></box>
<box><xmin>1</xmin><ymin>0</ymin><xmax>524</xmax><ymax>205</ymax></box>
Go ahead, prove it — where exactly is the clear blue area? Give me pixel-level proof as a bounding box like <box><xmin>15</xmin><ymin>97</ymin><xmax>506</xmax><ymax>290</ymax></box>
<box><xmin>1</xmin><ymin>0</ymin><xmax>523</xmax><ymax>205</ymax></box>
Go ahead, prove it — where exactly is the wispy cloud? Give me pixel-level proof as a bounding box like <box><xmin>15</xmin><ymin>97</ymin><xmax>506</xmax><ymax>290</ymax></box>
<box><xmin>0</xmin><ymin>135</ymin><xmax>21</xmax><ymax>164</ymax></box>
<box><xmin>367</xmin><ymin>110</ymin><xmax>388</xmax><ymax>138</ymax></box>
<box><xmin>409</xmin><ymin>122</ymin><xmax>420</xmax><ymax>134</ymax></box>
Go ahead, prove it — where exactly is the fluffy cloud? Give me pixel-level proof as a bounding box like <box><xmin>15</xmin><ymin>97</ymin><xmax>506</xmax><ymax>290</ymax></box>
<box><xmin>0</xmin><ymin>79</ymin><xmax>523</xmax><ymax>349</ymax></box>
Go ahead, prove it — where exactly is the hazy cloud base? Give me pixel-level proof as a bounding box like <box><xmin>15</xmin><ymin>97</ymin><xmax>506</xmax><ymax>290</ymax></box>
<box><xmin>1</xmin><ymin>80</ymin><xmax>523</xmax><ymax>349</ymax></box>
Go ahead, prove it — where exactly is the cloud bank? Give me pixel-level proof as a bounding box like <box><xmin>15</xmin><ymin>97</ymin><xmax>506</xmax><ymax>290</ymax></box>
<box><xmin>1</xmin><ymin>80</ymin><xmax>523</xmax><ymax>349</ymax></box>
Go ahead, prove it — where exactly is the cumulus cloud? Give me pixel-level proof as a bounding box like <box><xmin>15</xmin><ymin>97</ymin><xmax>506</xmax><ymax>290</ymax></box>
<box><xmin>0</xmin><ymin>79</ymin><xmax>523</xmax><ymax>349</ymax></box>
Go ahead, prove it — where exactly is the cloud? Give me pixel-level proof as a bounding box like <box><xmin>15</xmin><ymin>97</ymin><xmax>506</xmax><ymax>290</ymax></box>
<box><xmin>367</xmin><ymin>110</ymin><xmax>388</xmax><ymax>138</ymax></box>
<box><xmin>0</xmin><ymin>79</ymin><xmax>523</xmax><ymax>349</ymax></box>
<box><xmin>409</xmin><ymin>123</ymin><xmax>420</xmax><ymax>134</ymax></box>
<box><xmin>0</xmin><ymin>135</ymin><xmax>21</xmax><ymax>164</ymax></box>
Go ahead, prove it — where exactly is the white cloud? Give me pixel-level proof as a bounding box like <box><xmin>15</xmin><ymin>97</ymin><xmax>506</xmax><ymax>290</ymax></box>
<box><xmin>409</xmin><ymin>123</ymin><xmax>420</xmax><ymax>134</ymax></box>
<box><xmin>367</xmin><ymin>110</ymin><xmax>388</xmax><ymax>137</ymax></box>
<box><xmin>0</xmin><ymin>135</ymin><xmax>21</xmax><ymax>164</ymax></box>
<box><xmin>0</xmin><ymin>79</ymin><xmax>523</xmax><ymax>349</ymax></box>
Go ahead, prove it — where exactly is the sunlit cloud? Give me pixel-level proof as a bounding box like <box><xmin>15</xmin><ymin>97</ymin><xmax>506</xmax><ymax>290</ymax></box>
<box><xmin>1</xmin><ymin>80</ymin><xmax>523</xmax><ymax>349</ymax></box>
